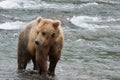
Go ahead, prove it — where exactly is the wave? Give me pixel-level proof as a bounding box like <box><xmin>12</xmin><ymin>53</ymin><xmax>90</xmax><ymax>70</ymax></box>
<box><xmin>0</xmin><ymin>21</ymin><xmax>25</xmax><ymax>30</ymax></box>
<box><xmin>0</xmin><ymin>0</ymin><xmax>98</xmax><ymax>10</ymax></box>
<box><xmin>70</xmin><ymin>16</ymin><xmax>111</xmax><ymax>30</ymax></box>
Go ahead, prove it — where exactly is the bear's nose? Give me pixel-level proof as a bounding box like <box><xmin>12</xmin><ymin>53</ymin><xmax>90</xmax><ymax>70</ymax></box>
<box><xmin>35</xmin><ymin>41</ymin><xmax>40</xmax><ymax>45</ymax></box>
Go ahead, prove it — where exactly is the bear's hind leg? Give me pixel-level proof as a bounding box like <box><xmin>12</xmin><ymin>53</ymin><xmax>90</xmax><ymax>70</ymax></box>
<box><xmin>17</xmin><ymin>55</ymin><xmax>28</xmax><ymax>70</ymax></box>
<box><xmin>17</xmin><ymin>51</ymin><xmax>31</xmax><ymax>70</ymax></box>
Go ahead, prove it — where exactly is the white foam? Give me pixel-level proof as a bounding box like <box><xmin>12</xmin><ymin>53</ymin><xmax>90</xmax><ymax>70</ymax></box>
<box><xmin>0</xmin><ymin>21</ymin><xmax>25</xmax><ymax>30</ymax></box>
<box><xmin>70</xmin><ymin>16</ymin><xmax>110</xmax><ymax>30</ymax></box>
<box><xmin>71</xmin><ymin>16</ymin><xmax>100</xmax><ymax>23</ymax></box>
<box><xmin>0</xmin><ymin>0</ymin><xmax>37</xmax><ymax>9</ymax></box>
<box><xmin>80</xmin><ymin>2</ymin><xmax>98</xmax><ymax>8</ymax></box>
<box><xmin>0</xmin><ymin>0</ymin><xmax>21</xmax><ymax>9</ymax></box>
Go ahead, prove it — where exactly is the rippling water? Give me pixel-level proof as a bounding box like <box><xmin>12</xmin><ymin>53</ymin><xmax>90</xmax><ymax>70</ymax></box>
<box><xmin>0</xmin><ymin>0</ymin><xmax>120</xmax><ymax>80</ymax></box>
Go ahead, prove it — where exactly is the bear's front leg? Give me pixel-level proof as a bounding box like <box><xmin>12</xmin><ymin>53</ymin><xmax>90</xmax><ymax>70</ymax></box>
<box><xmin>36</xmin><ymin>47</ymin><xmax>50</xmax><ymax>80</ymax></box>
<box><xmin>48</xmin><ymin>57</ymin><xmax>59</xmax><ymax>77</ymax></box>
<box><xmin>32</xmin><ymin>56</ymin><xmax>37</xmax><ymax>70</ymax></box>
<box><xmin>48</xmin><ymin>45</ymin><xmax>61</xmax><ymax>77</ymax></box>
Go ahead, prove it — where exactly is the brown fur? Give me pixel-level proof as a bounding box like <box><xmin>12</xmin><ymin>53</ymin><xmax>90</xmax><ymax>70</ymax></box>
<box><xmin>17</xmin><ymin>17</ymin><xmax>64</xmax><ymax>79</ymax></box>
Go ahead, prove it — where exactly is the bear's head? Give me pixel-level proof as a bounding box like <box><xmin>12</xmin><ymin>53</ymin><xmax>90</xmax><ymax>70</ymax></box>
<box><xmin>34</xmin><ymin>17</ymin><xmax>60</xmax><ymax>47</ymax></box>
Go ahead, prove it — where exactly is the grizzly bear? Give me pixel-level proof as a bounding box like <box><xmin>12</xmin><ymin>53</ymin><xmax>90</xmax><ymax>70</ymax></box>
<box><xmin>17</xmin><ymin>17</ymin><xmax>64</xmax><ymax>80</ymax></box>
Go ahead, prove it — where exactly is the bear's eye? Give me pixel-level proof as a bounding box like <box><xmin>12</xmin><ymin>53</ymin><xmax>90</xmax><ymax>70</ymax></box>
<box><xmin>51</xmin><ymin>33</ymin><xmax>55</xmax><ymax>38</ymax></box>
<box><xmin>42</xmin><ymin>32</ymin><xmax>46</xmax><ymax>36</ymax></box>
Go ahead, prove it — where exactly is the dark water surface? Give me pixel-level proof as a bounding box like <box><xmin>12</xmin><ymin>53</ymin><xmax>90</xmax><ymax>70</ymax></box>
<box><xmin>0</xmin><ymin>0</ymin><xmax>120</xmax><ymax>80</ymax></box>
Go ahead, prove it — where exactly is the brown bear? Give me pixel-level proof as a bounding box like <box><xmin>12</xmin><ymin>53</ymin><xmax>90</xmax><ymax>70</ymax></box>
<box><xmin>17</xmin><ymin>17</ymin><xmax>64</xmax><ymax>80</ymax></box>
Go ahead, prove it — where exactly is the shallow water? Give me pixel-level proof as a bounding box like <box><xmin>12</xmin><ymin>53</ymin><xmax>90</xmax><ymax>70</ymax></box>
<box><xmin>0</xmin><ymin>0</ymin><xmax>120</xmax><ymax>80</ymax></box>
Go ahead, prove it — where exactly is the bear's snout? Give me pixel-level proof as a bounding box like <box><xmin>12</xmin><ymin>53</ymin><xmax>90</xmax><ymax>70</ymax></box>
<box><xmin>35</xmin><ymin>40</ymin><xmax>40</xmax><ymax>45</ymax></box>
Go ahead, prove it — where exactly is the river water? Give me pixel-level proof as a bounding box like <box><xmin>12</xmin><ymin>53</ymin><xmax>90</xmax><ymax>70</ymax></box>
<box><xmin>0</xmin><ymin>0</ymin><xmax>120</xmax><ymax>80</ymax></box>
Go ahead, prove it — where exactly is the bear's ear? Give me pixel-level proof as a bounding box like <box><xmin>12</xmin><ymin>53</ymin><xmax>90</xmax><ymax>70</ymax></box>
<box><xmin>53</xmin><ymin>20</ymin><xmax>61</xmax><ymax>29</ymax></box>
<box><xmin>37</xmin><ymin>17</ymin><xmax>43</xmax><ymax>23</ymax></box>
